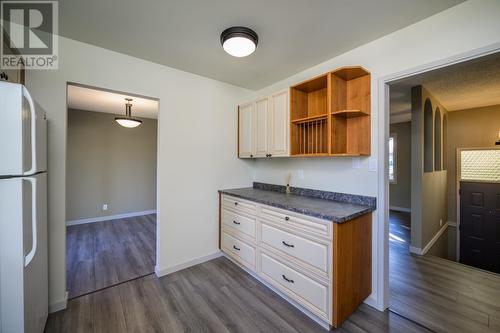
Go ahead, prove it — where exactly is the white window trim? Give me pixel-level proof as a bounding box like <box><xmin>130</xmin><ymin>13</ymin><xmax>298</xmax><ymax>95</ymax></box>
<box><xmin>389</xmin><ymin>133</ymin><xmax>397</xmax><ymax>184</ymax></box>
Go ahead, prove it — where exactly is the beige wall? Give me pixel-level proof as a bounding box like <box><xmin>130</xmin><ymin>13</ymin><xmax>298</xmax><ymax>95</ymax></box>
<box><xmin>411</xmin><ymin>86</ymin><xmax>448</xmax><ymax>250</ymax></box>
<box><xmin>389</xmin><ymin>122</ymin><xmax>411</xmax><ymax>210</ymax></box>
<box><xmin>67</xmin><ymin>109</ymin><xmax>157</xmax><ymax>221</ymax></box>
<box><xmin>446</xmin><ymin>105</ymin><xmax>500</xmax><ymax>222</ymax></box>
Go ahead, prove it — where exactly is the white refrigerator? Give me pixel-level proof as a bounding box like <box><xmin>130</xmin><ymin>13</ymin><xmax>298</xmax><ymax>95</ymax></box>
<box><xmin>0</xmin><ymin>81</ymin><xmax>48</xmax><ymax>333</ymax></box>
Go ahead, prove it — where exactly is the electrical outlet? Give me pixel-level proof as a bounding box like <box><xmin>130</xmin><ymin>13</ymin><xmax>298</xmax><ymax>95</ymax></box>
<box><xmin>103</xmin><ymin>204</ymin><xmax>108</xmax><ymax>211</ymax></box>
<box><xmin>368</xmin><ymin>158</ymin><xmax>377</xmax><ymax>172</ymax></box>
<box><xmin>297</xmin><ymin>169</ymin><xmax>304</xmax><ymax>180</ymax></box>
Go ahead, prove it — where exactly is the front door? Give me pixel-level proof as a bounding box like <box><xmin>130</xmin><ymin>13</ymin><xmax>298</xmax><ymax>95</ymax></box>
<box><xmin>460</xmin><ymin>181</ymin><xmax>500</xmax><ymax>274</ymax></box>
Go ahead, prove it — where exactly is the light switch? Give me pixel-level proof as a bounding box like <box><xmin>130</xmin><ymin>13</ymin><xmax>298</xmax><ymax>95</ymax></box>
<box><xmin>352</xmin><ymin>157</ymin><xmax>360</xmax><ymax>169</ymax></box>
<box><xmin>368</xmin><ymin>158</ymin><xmax>377</xmax><ymax>172</ymax></box>
<box><xmin>103</xmin><ymin>204</ymin><xmax>108</xmax><ymax>211</ymax></box>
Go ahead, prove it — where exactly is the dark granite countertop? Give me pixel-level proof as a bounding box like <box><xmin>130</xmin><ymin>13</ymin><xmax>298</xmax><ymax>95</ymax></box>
<box><xmin>219</xmin><ymin>182</ymin><xmax>376</xmax><ymax>223</ymax></box>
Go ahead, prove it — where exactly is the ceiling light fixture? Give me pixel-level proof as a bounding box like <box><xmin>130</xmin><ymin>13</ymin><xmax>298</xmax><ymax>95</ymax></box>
<box><xmin>115</xmin><ymin>98</ymin><xmax>142</xmax><ymax>128</ymax></box>
<box><xmin>220</xmin><ymin>26</ymin><xmax>258</xmax><ymax>57</ymax></box>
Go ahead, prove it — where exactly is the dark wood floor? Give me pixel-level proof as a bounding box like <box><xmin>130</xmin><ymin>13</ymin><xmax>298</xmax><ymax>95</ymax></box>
<box><xmin>47</xmin><ymin>256</ymin><xmax>429</xmax><ymax>333</ymax></box>
<box><xmin>66</xmin><ymin>214</ymin><xmax>156</xmax><ymax>298</ymax></box>
<box><xmin>389</xmin><ymin>210</ymin><xmax>500</xmax><ymax>333</ymax></box>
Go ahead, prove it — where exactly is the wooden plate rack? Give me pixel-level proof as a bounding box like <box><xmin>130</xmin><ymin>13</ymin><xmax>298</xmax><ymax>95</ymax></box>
<box><xmin>290</xmin><ymin>66</ymin><xmax>371</xmax><ymax>157</ymax></box>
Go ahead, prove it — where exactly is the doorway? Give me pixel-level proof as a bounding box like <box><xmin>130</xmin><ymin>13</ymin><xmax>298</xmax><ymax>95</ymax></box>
<box><xmin>65</xmin><ymin>83</ymin><xmax>159</xmax><ymax>298</ymax></box>
<box><xmin>385</xmin><ymin>51</ymin><xmax>500</xmax><ymax>331</ymax></box>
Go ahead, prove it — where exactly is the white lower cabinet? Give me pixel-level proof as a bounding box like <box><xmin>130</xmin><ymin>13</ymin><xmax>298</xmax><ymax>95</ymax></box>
<box><xmin>260</xmin><ymin>222</ymin><xmax>329</xmax><ymax>275</ymax></box>
<box><xmin>259</xmin><ymin>252</ymin><xmax>329</xmax><ymax>320</ymax></box>
<box><xmin>221</xmin><ymin>194</ymin><xmax>332</xmax><ymax>324</ymax></box>
<box><xmin>222</xmin><ymin>232</ymin><xmax>256</xmax><ymax>270</ymax></box>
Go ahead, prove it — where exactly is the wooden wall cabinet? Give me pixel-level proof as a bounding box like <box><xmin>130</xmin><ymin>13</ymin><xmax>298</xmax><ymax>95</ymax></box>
<box><xmin>238</xmin><ymin>89</ymin><xmax>290</xmax><ymax>158</ymax></box>
<box><xmin>290</xmin><ymin>66</ymin><xmax>371</xmax><ymax>157</ymax></box>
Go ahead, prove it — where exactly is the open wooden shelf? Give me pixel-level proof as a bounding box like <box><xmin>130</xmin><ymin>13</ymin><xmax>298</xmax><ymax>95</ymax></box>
<box><xmin>330</xmin><ymin>66</ymin><xmax>371</xmax><ymax>156</ymax></box>
<box><xmin>331</xmin><ymin>109</ymin><xmax>369</xmax><ymax>118</ymax></box>
<box><xmin>289</xmin><ymin>66</ymin><xmax>371</xmax><ymax>157</ymax></box>
<box><xmin>290</xmin><ymin>74</ymin><xmax>329</xmax><ymax>156</ymax></box>
<box><xmin>291</xmin><ymin>114</ymin><xmax>328</xmax><ymax>124</ymax></box>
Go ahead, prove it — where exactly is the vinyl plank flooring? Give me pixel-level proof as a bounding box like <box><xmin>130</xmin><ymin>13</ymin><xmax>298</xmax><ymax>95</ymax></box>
<box><xmin>46</xmin><ymin>257</ymin><xmax>429</xmax><ymax>333</ymax></box>
<box><xmin>66</xmin><ymin>214</ymin><xmax>156</xmax><ymax>298</ymax></box>
<box><xmin>389</xmin><ymin>210</ymin><xmax>500</xmax><ymax>333</ymax></box>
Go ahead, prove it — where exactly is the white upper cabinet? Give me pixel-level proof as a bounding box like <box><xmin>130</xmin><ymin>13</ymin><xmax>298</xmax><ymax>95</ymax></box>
<box><xmin>238</xmin><ymin>90</ymin><xmax>290</xmax><ymax>159</ymax></box>
<box><xmin>254</xmin><ymin>97</ymin><xmax>269</xmax><ymax>157</ymax></box>
<box><xmin>238</xmin><ymin>102</ymin><xmax>254</xmax><ymax>158</ymax></box>
<box><xmin>268</xmin><ymin>90</ymin><xmax>289</xmax><ymax>157</ymax></box>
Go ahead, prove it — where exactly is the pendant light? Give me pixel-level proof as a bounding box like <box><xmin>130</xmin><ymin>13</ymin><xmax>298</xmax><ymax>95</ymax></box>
<box><xmin>220</xmin><ymin>26</ymin><xmax>258</xmax><ymax>57</ymax></box>
<box><xmin>115</xmin><ymin>98</ymin><xmax>142</xmax><ymax>128</ymax></box>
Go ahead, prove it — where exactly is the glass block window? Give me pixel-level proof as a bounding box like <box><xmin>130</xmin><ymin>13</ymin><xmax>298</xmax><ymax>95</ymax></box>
<box><xmin>461</xmin><ymin>149</ymin><xmax>500</xmax><ymax>182</ymax></box>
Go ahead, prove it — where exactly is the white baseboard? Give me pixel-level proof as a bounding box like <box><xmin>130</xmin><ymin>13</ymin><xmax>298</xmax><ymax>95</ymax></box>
<box><xmin>66</xmin><ymin>210</ymin><xmax>157</xmax><ymax>226</ymax></box>
<box><xmin>409</xmin><ymin>222</ymin><xmax>449</xmax><ymax>256</ymax></box>
<box><xmin>49</xmin><ymin>291</ymin><xmax>68</xmax><ymax>313</ymax></box>
<box><xmin>155</xmin><ymin>251</ymin><xmax>223</xmax><ymax>277</ymax></box>
<box><xmin>389</xmin><ymin>206</ymin><xmax>411</xmax><ymax>213</ymax></box>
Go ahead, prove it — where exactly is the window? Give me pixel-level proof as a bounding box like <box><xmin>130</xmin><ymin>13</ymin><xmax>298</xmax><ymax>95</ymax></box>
<box><xmin>389</xmin><ymin>134</ymin><xmax>397</xmax><ymax>184</ymax></box>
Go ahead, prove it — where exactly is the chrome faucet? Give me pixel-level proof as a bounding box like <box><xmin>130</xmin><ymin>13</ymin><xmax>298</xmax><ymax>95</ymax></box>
<box><xmin>286</xmin><ymin>173</ymin><xmax>291</xmax><ymax>194</ymax></box>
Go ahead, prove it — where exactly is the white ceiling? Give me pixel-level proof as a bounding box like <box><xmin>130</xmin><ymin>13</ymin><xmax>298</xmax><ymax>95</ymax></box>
<box><xmin>390</xmin><ymin>52</ymin><xmax>500</xmax><ymax>123</ymax></box>
<box><xmin>59</xmin><ymin>0</ymin><xmax>464</xmax><ymax>90</ymax></box>
<box><xmin>67</xmin><ymin>84</ymin><xmax>159</xmax><ymax>119</ymax></box>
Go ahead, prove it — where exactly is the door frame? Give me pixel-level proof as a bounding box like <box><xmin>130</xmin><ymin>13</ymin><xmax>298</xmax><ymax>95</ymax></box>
<box><xmin>455</xmin><ymin>146</ymin><xmax>500</xmax><ymax>262</ymax></box>
<box><xmin>377</xmin><ymin>42</ymin><xmax>500</xmax><ymax>310</ymax></box>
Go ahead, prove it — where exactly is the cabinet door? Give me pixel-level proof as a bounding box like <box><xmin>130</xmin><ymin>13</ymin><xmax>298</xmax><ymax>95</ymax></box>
<box><xmin>238</xmin><ymin>102</ymin><xmax>254</xmax><ymax>158</ymax></box>
<box><xmin>268</xmin><ymin>89</ymin><xmax>289</xmax><ymax>157</ymax></box>
<box><xmin>254</xmin><ymin>97</ymin><xmax>269</xmax><ymax>157</ymax></box>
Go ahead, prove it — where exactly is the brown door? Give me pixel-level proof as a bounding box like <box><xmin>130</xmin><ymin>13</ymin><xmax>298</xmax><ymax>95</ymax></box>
<box><xmin>460</xmin><ymin>181</ymin><xmax>500</xmax><ymax>274</ymax></box>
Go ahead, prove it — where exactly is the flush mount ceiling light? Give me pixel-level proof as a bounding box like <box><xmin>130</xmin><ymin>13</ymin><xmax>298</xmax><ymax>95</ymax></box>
<box><xmin>115</xmin><ymin>98</ymin><xmax>142</xmax><ymax>128</ymax></box>
<box><xmin>220</xmin><ymin>26</ymin><xmax>258</xmax><ymax>57</ymax></box>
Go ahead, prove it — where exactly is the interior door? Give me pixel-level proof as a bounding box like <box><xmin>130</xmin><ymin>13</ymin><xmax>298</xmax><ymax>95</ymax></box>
<box><xmin>268</xmin><ymin>90</ymin><xmax>289</xmax><ymax>157</ymax></box>
<box><xmin>238</xmin><ymin>103</ymin><xmax>254</xmax><ymax>158</ymax></box>
<box><xmin>254</xmin><ymin>97</ymin><xmax>269</xmax><ymax>157</ymax></box>
<box><xmin>460</xmin><ymin>181</ymin><xmax>500</xmax><ymax>273</ymax></box>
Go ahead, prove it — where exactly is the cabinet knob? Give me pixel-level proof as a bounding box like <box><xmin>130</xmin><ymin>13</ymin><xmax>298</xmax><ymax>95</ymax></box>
<box><xmin>250</xmin><ymin>154</ymin><xmax>253</xmax><ymax>158</ymax></box>
<box><xmin>269</xmin><ymin>154</ymin><xmax>272</xmax><ymax>157</ymax></box>
<box><xmin>285</xmin><ymin>216</ymin><xmax>289</xmax><ymax>221</ymax></box>
<box><xmin>234</xmin><ymin>202</ymin><xmax>238</xmax><ymax>206</ymax></box>
<box><xmin>282</xmin><ymin>274</ymin><xmax>294</xmax><ymax>283</ymax></box>
<box><xmin>233</xmin><ymin>245</ymin><xmax>241</xmax><ymax>251</ymax></box>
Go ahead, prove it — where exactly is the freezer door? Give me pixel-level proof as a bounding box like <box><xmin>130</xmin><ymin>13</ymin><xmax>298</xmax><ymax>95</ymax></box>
<box><xmin>0</xmin><ymin>82</ymin><xmax>47</xmax><ymax>176</ymax></box>
<box><xmin>0</xmin><ymin>173</ymin><xmax>48</xmax><ymax>333</ymax></box>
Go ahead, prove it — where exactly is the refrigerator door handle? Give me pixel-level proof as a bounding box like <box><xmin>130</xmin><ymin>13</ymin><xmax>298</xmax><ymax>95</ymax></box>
<box><xmin>22</xmin><ymin>86</ymin><xmax>37</xmax><ymax>175</ymax></box>
<box><xmin>24</xmin><ymin>176</ymin><xmax>37</xmax><ymax>267</ymax></box>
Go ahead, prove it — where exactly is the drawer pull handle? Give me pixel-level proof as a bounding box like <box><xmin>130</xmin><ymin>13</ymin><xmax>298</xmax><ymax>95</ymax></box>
<box><xmin>282</xmin><ymin>241</ymin><xmax>294</xmax><ymax>248</ymax></box>
<box><xmin>233</xmin><ymin>220</ymin><xmax>241</xmax><ymax>225</ymax></box>
<box><xmin>282</xmin><ymin>275</ymin><xmax>294</xmax><ymax>283</ymax></box>
<box><xmin>233</xmin><ymin>245</ymin><xmax>241</xmax><ymax>251</ymax></box>
<box><xmin>285</xmin><ymin>216</ymin><xmax>289</xmax><ymax>221</ymax></box>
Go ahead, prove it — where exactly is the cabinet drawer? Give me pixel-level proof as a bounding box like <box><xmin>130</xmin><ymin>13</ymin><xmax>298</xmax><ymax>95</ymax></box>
<box><xmin>260</xmin><ymin>252</ymin><xmax>328</xmax><ymax>317</ymax></box>
<box><xmin>222</xmin><ymin>232</ymin><xmax>256</xmax><ymax>269</ymax></box>
<box><xmin>222</xmin><ymin>195</ymin><xmax>257</xmax><ymax>215</ymax></box>
<box><xmin>261</xmin><ymin>223</ymin><xmax>328</xmax><ymax>274</ymax></box>
<box><xmin>261</xmin><ymin>206</ymin><xmax>332</xmax><ymax>240</ymax></box>
<box><xmin>222</xmin><ymin>209</ymin><xmax>256</xmax><ymax>239</ymax></box>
